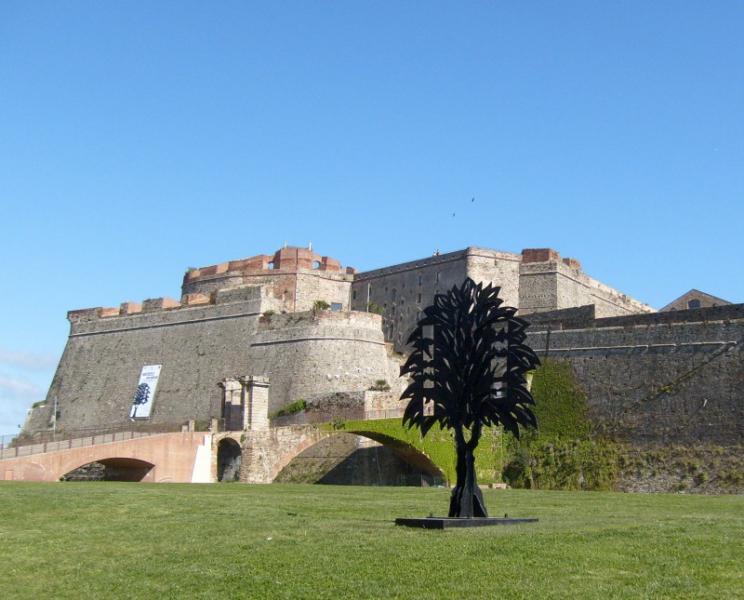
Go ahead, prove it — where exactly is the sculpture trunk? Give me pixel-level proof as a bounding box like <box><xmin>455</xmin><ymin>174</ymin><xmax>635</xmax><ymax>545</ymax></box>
<box><xmin>449</xmin><ymin>425</ymin><xmax>488</xmax><ymax>518</ymax></box>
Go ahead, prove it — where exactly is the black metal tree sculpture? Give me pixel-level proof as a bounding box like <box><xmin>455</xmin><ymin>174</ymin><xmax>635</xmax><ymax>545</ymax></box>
<box><xmin>400</xmin><ymin>278</ymin><xmax>541</xmax><ymax>519</ymax></box>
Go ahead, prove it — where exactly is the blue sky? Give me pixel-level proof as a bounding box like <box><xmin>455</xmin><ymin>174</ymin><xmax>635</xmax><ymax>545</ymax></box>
<box><xmin>1</xmin><ymin>2</ymin><xmax>742</xmax><ymax>433</ymax></box>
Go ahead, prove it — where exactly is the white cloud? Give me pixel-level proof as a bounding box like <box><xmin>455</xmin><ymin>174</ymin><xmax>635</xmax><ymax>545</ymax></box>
<box><xmin>0</xmin><ymin>349</ymin><xmax>57</xmax><ymax>371</ymax></box>
<box><xmin>0</xmin><ymin>376</ymin><xmax>44</xmax><ymax>397</ymax></box>
<box><xmin>0</xmin><ymin>376</ymin><xmax>46</xmax><ymax>434</ymax></box>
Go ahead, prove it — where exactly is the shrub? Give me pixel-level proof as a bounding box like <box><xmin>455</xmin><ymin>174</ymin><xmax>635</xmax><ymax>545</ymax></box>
<box><xmin>369</xmin><ymin>380</ymin><xmax>391</xmax><ymax>392</ymax></box>
<box><xmin>502</xmin><ymin>437</ymin><xmax>620</xmax><ymax>491</ymax></box>
<box><xmin>313</xmin><ymin>300</ymin><xmax>331</xmax><ymax>311</ymax></box>
<box><xmin>272</xmin><ymin>399</ymin><xmax>307</xmax><ymax>418</ymax></box>
<box><xmin>367</xmin><ymin>302</ymin><xmax>384</xmax><ymax>315</ymax></box>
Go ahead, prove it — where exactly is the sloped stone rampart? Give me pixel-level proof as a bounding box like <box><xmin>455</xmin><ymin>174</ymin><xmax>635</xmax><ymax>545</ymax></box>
<box><xmin>26</xmin><ymin>302</ymin><xmax>395</xmax><ymax>436</ymax></box>
<box><xmin>526</xmin><ymin>317</ymin><xmax>744</xmax><ymax>445</ymax></box>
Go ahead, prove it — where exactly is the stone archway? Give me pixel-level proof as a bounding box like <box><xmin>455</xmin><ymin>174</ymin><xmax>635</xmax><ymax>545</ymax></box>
<box><xmin>61</xmin><ymin>458</ymin><xmax>155</xmax><ymax>482</ymax></box>
<box><xmin>273</xmin><ymin>432</ymin><xmax>446</xmax><ymax>486</ymax></box>
<box><xmin>217</xmin><ymin>438</ymin><xmax>242</xmax><ymax>481</ymax></box>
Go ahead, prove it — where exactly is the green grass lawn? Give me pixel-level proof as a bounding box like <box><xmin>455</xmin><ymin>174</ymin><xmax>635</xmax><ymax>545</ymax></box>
<box><xmin>1</xmin><ymin>483</ymin><xmax>742</xmax><ymax>599</ymax></box>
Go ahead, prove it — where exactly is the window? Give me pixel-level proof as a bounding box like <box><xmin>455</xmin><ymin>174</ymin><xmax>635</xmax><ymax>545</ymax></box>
<box><xmin>352</xmin><ymin>290</ymin><xmax>357</xmax><ymax>300</ymax></box>
<box><xmin>391</xmin><ymin>288</ymin><xmax>397</xmax><ymax>300</ymax></box>
<box><xmin>417</xmin><ymin>293</ymin><xmax>422</xmax><ymax>304</ymax></box>
<box><xmin>330</xmin><ymin>302</ymin><xmax>343</xmax><ymax>311</ymax></box>
<box><xmin>688</xmin><ymin>299</ymin><xmax>701</xmax><ymax>309</ymax></box>
<box><xmin>435</xmin><ymin>272</ymin><xmax>440</xmax><ymax>283</ymax></box>
<box><xmin>312</xmin><ymin>260</ymin><xmax>321</xmax><ymax>270</ymax></box>
<box><xmin>418</xmin><ymin>275</ymin><xmax>423</xmax><ymax>286</ymax></box>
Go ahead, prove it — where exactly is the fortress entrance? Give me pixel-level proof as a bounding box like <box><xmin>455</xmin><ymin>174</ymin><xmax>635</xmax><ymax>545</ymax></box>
<box><xmin>217</xmin><ymin>438</ymin><xmax>242</xmax><ymax>482</ymax></box>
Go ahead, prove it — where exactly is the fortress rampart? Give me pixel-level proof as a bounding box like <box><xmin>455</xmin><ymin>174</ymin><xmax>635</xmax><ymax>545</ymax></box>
<box><xmin>351</xmin><ymin>247</ymin><xmax>521</xmax><ymax>350</ymax></box>
<box><xmin>23</xmin><ymin>243</ymin><xmax>668</xmax><ymax>447</ymax></box>
<box><xmin>351</xmin><ymin>246</ymin><xmax>651</xmax><ymax>352</ymax></box>
<box><xmin>245</xmin><ymin>311</ymin><xmax>400</xmax><ymax>411</ymax></box>
<box><xmin>526</xmin><ymin>305</ymin><xmax>744</xmax><ymax>445</ymax></box>
<box><xmin>25</xmin><ymin>280</ymin><xmax>398</xmax><ymax>438</ymax></box>
<box><xmin>519</xmin><ymin>249</ymin><xmax>654</xmax><ymax>317</ymax></box>
<box><xmin>13</xmin><ymin>243</ymin><xmax>744</xmax><ymax>492</ymax></box>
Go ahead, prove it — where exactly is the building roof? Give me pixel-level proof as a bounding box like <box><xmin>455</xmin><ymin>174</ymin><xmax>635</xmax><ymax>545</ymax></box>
<box><xmin>659</xmin><ymin>289</ymin><xmax>732</xmax><ymax>312</ymax></box>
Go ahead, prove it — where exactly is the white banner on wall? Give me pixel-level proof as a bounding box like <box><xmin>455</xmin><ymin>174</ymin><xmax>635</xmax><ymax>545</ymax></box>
<box><xmin>129</xmin><ymin>364</ymin><xmax>162</xmax><ymax>419</ymax></box>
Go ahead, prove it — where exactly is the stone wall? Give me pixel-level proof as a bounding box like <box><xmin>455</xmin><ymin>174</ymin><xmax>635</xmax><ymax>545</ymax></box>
<box><xmin>293</xmin><ymin>272</ymin><xmax>352</xmax><ymax>312</ymax></box>
<box><xmin>519</xmin><ymin>250</ymin><xmax>653</xmax><ymax>317</ymax></box>
<box><xmin>270</xmin><ymin>390</ymin><xmax>406</xmax><ymax>427</ymax></box>
<box><xmin>271</xmin><ymin>392</ymin><xmax>367</xmax><ymax>426</ymax></box>
<box><xmin>244</xmin><ymin>310</ymin><xmax>397</xmax><ymax>413</ymax></box>
<box><xmin>523</xmin><ymin>304</ymin><xmax>597</xmax><ymax>331</ymax></box>
<box><xmin>25</xmin><ymin>298</ymin><xmax>395</xmax><ymax>437</ymax></box>
<box><xmin>183</xmin><ymin>270</ymin><xmax>352</xmax><ymax>312</ymax></box>
<box><xmin>352</xmin><ymin>246</ymin><xmax>650</xmax><ymax>351</ymax></box>
<box><xmin>26</xmin><ymin>294</ymin><xmax>266</xmax><ymax>435</ymax></box>
<box><xmin>351</xmin><ymin>247</ymin><xmax>521</xmax><ymax>351</ymax></box>
<box><xmin>526</xmin><ymin>312</ymin><xmax>744</xmax><ymax>445</ymax></box>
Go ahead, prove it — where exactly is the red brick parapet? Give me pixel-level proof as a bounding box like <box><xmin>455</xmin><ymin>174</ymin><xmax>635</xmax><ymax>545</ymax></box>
<box><xmin>183</xmin><ymin>247</ymin><xmax>354</xmax><ymax>283</ymax></box>
<box><xmin>142</xmin><ymin>297</ymin><xmax>181</xmax><ymax>312</ymax></box>
<box><xmin>562</xmin><ymin>257</ymin><xmax>581</xmax><ymax>270</ymax></box>
<box><xmin>120</xmin><ymin>302</ymin><xmax>143</xmax><ymax>315</ymax></box>
<box><xmin>182</xmin><ymin>293</ymin><xmax>213</xmax><ymax>306</ymax></box>
<box><xmin>521</xmin><ymin>248</ymin><xmax>560</xmax><ymax>263</ymax></box>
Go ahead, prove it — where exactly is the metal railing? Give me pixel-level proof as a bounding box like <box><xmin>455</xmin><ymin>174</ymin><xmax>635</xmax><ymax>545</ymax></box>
<box><xmin>12</xmin><ymin>421</ymin><xmax>210</xmax><ymax>445</ymax></box>
<box><xmin>0</xmin><ymin>421</ymin><xmax>209</xmax><ymax>460</ymax></box>
<box><xmin>0</xmin><ymin>434</ymin><xmax>19</xmax><ymax>451</ymax></box>
<box><xmin>0</xmin><ymin>427</ymin><xmax>192</xmax><ymax>461</ymax></box>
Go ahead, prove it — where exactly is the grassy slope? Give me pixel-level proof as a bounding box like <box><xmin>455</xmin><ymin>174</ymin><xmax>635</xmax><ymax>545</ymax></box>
<box><xmin>1</xmin><ymin>483</ymin><xmax>742</xmax><ymax>599</ymax></box>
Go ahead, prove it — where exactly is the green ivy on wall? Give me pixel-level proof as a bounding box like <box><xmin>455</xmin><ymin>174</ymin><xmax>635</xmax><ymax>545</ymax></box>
<box><xmin>321</xmin><ymin>360</ymin><xmax>744</xmax><ymax>493</ymax></box>
<box><xmin>324</xmin><ymin>360</ymin><xmax>601</xmax><ymax>489</ymax></box>
<box><xmin>323</xmin><ymin>418</ymin><xmax>507</xmax><ymax>486</ymax></box>
<box><xmin>503</xmin><ymin>359</ymin><xmax>621</xmax><ymax>490</ymax></box>
<box><xmin>503</xmin><ymin>437</ymin><xmax>620</xmax><ymax>491</ymax></box>
<box><xmin>529</xmin><ymin>358</ymin><xmax>591</xmax><ymax>440</ymax></box>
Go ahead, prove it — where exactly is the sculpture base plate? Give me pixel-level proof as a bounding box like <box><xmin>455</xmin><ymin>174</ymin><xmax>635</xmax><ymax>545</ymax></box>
<box><xmin>395</xmin><ymin>517</ymin><xmax>538</xmax><ymax>529</ymax></box>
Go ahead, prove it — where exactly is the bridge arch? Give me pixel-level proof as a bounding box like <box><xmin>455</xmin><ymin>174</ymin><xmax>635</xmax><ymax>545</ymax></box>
<box><xmin>217</xmin><ymin>437</ymin><xmax>242</xmax><ymax>481</ymax></box>
<box><xmin>272</xmin><ymin>430</ymin><xmax>446</xmax><ymax>485</ymax></box>
<box><xmin>1</xmin><ymin>432</ymin><xmax>209</xmax><ymax>483</ymax></box>
<box><xmin>60</xmin><ymin>457</ymin><xmax>155</xmax><ymax>482</ymax></box>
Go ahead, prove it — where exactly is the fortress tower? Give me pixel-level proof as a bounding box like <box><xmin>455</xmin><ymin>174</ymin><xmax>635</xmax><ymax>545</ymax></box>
<box><xmin>182</xmin><ymin>246</ymin><xmax>356</xmax><ymax>312</ymax></box>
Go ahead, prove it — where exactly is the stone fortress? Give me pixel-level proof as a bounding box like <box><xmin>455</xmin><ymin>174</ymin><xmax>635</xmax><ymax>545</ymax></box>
<box><xmin>15</xmin><ymin>244</ymin><xmax>744</xmax><ymax>488</ymax></box>
<box><xmin>23</xmin><ymin>244</ymin><xmax>651</xmax><ymax>437</ymax></box>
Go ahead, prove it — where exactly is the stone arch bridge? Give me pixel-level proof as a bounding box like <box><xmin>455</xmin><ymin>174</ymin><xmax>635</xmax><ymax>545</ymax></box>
<box><xmin>1</xmin><ymin>421</ymin><xmax>503</xmax><ymax>485</ymax></box>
